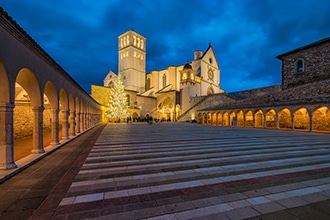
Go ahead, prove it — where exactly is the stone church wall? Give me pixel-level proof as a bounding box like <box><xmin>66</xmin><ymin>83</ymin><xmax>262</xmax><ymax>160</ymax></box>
<box><xmin>136</xmin><ymin>95</ymin><xmax>157</xmax><ymax>117</ymax></box>
<box><xmin>281</xmin><ymin>40</ymin><xmax>330</xmax><ymax>90</ymax></box>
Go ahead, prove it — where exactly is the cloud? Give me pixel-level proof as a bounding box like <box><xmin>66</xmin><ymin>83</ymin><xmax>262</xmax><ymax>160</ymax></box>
<box><xmin>1</xmin><ymin>0</ymin><xmax>330</xmax><ymax>93</ymax></box>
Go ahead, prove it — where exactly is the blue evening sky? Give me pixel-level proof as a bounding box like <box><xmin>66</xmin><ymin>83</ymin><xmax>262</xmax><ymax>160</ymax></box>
<box><xmin>1</xmin><ymin>0</ymin><xmax>330</xmax><ymax>93</ymax></box>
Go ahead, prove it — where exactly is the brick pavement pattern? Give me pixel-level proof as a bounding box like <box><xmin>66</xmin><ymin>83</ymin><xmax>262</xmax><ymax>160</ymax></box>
<box><xmin>53</xmin><ymin>123</ymin><xmax>330</xmax><ymax>219</ymax></box>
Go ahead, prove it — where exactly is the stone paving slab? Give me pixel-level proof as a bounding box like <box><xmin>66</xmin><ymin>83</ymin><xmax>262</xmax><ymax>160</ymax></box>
<box><xmin>1</xmin><ymin>123</ymin><xmax>330</xmax><ymax>220</ymax></box>
<box><xmin>52</xmin><ymin>123</ymin><xmax>330</xmax><ymax>219</ymax></box>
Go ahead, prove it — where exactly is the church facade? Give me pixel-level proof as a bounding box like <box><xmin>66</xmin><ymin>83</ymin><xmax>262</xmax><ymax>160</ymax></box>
<box><xmin>92</xmin><ymin>30</ymin><xmax>224</xmax><ymax>122</ymax></box>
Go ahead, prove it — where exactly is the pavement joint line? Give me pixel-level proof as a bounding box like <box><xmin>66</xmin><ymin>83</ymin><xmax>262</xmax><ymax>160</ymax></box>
<box><xmin>67</xmin><ymin>156</ymin><xmax>326</xmax><ymax>191</ymax></box>
<box><xmin>59</xmin><ymin>166</ymin><xmax>330</xmax><ymax>206</ymax></box>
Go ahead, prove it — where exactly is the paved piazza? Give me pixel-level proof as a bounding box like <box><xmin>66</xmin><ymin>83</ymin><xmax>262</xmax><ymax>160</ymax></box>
<box><xmin>52</xmin><ymin>123</ymin><xmax>330</xmax><ymax>219</ymax></box>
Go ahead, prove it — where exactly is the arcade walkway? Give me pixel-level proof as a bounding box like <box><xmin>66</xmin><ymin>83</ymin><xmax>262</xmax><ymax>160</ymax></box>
<box><xmin>0</xmin><ymin>123</ymin><xmax>330</xmax><ymax>219</ymax></box>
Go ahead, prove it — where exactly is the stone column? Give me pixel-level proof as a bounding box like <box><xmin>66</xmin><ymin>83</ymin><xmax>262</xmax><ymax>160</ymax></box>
<box><xmin>291</xmin><ymin>115</ymin><xmax>295</xmax><ymax>130</ymax></box>
<box><xmin>276</xmin><ymin>113</ymin><xmax>280</xmax><ymax>129</ymax></box>
<box><xmin>85</xmin><ymin>113</ymin><xmax>89</xmax><ymax>129</ymax></box>
<box><xmin>69</xmin><ymin>110</ymin><xmax>76</xmax><ymax>137</ymax></box>
<box><xmin>309</xmin><ymin>116</ymin><xmax>313</xmax><ymax>132</ymax></box>
<box><xmin>76</xmin><ymin>112</ymin><xmax>81</xmax><ymax>133</ymax></box>
<box><xmin>243</xmin><ymin>115</ymin><xmax>246</xmax><ymax>127</ymax></box>
<box><xmin>80</xmin><ymin>113</ymin><xmax>85</xmax><ymax>131</ymax></box>
<box><xmin>32</xmin><ymin>106</ymin><xmax>45</xmax><ymax>153</ymax></box>
<box><xmin>61</xmin><ymin>110</ymin><xmax>69</xmax><ymax>140</ymax></box>
<box><xmin>50</xmin><ymin>108</ymin><xmax>60</xmax><ymax>146</ymax></box>
<box><xmin>0</xmin><ymin>103</ymin><xmax>17</xmax><ymax>169</ymax></box>
<box><xmin>263</xmin><ymin>114</ymin><xmax>267</xmax><ymax>128</ymax></box>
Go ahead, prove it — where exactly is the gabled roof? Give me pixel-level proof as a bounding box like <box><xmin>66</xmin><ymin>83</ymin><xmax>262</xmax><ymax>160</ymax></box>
<box><xmin>276</xmin><ymin>37</ymin><xmax>330</xmax><ymax>59</ymax></box>
<box><xmin>200</xmin><ymin>44</ymin><xmax>219</xmax><ymax>69</ymax></box>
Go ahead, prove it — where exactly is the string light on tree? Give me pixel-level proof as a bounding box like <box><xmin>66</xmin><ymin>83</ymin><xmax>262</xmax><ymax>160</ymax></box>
<box><xmin>105</xmin><ymin>73</ymin><xmax>129</xmax><ymax>122</ymax></box>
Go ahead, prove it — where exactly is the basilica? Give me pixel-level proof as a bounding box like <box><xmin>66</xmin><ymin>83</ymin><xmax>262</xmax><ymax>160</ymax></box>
<box><xmin>91</xmin><ymin>30</ymin><xmax>224</xmax><ymax>122</ymax></box>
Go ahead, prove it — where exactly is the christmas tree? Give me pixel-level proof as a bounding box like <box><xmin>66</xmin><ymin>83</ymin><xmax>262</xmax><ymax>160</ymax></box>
<box><xmin>105</xmin><ymin>73</ymin><xmax>129</xmax><ymax>122</ymax></box>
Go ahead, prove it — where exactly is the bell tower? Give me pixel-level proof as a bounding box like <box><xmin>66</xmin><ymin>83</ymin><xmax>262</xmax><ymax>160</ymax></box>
<box><xmin>118</xmin><ymin>30</ymin><xmax>146</xmax><ymax>93</ymax></box>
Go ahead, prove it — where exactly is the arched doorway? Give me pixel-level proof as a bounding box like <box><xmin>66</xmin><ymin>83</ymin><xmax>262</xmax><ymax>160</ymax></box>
<box><xmin>237</xmin><ymin>110</ymin><xmax>244</xmax><ymax>127</ymax></box>
<box><xmin>312</xmin><ymin>106</ymin><xmax>329</xmax><ymax>132</ymax></box>
<box><xmin>217</xmin><ymin>112</ymin><xmax>222</xmax><ymax>126</ymax></box>
<box><xmin>223</xmin><ymin>112</ymin><xmax>229</xmax><ymax>126</ymax></box>
<box><xmin>229</xmin><ymin>112</ymin><xmax>236</xmax><ymax>126</ymax></box>
<box><xmin>245</xmin><ymin>110</ymin><xmax>253</xmax><ymax>127</ymax></box>
<box><xmin>207</xmin><ymin>112</ymin><xmax>211</xmax><ymax>124</ymax></box>
<box><xmin>212</xmin><ymin>113</ymin><xmax>217</xmax><ymax>125</ymax></box>
<box><xmin>14</xmin><ymin>68</ymin><xmax>43</xmax><ymax>162</ymax></box>
<box><xmin>266</xmin><ymin>109</ymin><xmax>276</xmax><ymax>128</ymax></box>
<box><xmin>44</xmin><ymin>81</ymin><xmax>59</xmax><ymax>146</ymax></box>
<box><xmin>157</xmin><ymin>97</ymin><xmax>174</xmax><ymax>122</ymax></box>
<box><xmin>278</xmin><ymin>108</ymin><xmax>291</xmax><ymax>129</ymax></box>
<box><xmin>294</xmin><ymin>108</ymin><xmax>310</xmax><ymax>130</ymax></box>
<box><xmin>255</xmin><ymin>110</ymin><xmax>264</xmax><ymax>128</ymax></box>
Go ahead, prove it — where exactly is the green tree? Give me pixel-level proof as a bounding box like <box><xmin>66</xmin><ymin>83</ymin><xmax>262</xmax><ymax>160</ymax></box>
<box><xmin>105</xmin><ymin>73</ymin><xmax>129</xmax><ymax>121</ymax></box>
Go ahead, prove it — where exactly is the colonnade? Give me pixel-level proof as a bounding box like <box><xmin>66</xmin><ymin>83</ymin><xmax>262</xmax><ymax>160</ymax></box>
<box><xmin>200</xmin><ymin>105</ymin><xmax>330</xmax><ymax>132</ymax></box>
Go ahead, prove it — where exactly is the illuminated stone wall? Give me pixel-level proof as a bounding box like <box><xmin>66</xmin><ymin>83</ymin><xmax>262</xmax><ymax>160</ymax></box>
<box><xmin>14</xmin><ymin>104</ymin><xmax>52</xmax><ymax>139</ymax></box>
<box><xmin>91</xmin><ymin>85</ymin><xmax>112</xmax><ymax>106</ymax></box>
<box><xmin>14</xmin><ymin>104</ymin><xmax>33</xmax><ymax>139</ymax></box>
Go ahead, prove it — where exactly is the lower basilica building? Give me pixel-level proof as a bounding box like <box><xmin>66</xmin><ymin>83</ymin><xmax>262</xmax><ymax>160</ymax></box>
<box><xmin>0</xmin><ymin>7</ymin><xmax>329</xmax><ymax>170</ymax></box>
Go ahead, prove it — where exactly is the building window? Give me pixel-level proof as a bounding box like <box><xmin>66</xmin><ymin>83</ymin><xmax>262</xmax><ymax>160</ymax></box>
<box><xmin>108</xmin><ymin>81</ymin><xmax>114</xmax><ymax>88</ymax></box>
<box><xmin>162</xmin><ymin>74</ymin><xmax>167</xmax><ymax>88</ymax></box>
<box><xmin>296</xmin><ymin>59</ymin><xmax>304</xmax><ymax>72</ymax></box>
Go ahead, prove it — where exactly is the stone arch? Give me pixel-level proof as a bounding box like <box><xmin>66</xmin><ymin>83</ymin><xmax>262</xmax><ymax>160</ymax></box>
<box><xmin>223</xmin><ymin>112</ymin><xmax>229</xmax><ymax>126</ymax></box>
<box><xmin>44</xmin><ymin>81</ymin><xmax>59</xmax><ymax>146</ymax></box>
<box><xmin>229</xmin><ymin>111</ymin><xmax>236</xmax><ymax>126</ymax></box>
<box><xmin>245</xmin><ymin>110</ymin><xmax>253</xmax><ymax>127</ymax></box>
<box><xmin>266</xmin><ymin>109</ymin><xmax>276</xmax><ymax>128</ymax></box>
<box><xmin>207</xmin><ymin>112</ymin><xmax>211</xmax><ymax>124</ymax></box>
<box><xmin>254</xmin><ymin>109</ymin><xmax>264</xmax><ymax>128</ymax></box>
<box><xmin>157</xmin><ymin>97</ymin><xmax>174</xmax><ymax>122</ymax></box>
<box><xmin>132</xmin><ymin>112</ymin><xmax>139</xmax><ymax>122</ymax></box>
<box><xmin>211</xmin><ymin>112</ymin><xmax>217</xmax><ymax>125</ymax></box>
<box><xmin>278</xmin><ymin>108</ymin><xmax>292</xmax><ymax>129</ymax></box>
<box><xmin>217</xmin><ymin>112</ymin><xmax>222</xmax><ymax>126</ymax></box>
<box><xmin>294</xmin><ymin>107</ymin><xmax>310</xmax><ymax>130</ymax></box>
<box><xmin>312</xmin><ymin>106</ymin><xmax>330</xmax><ymax>132</ymax></box>
<box><xmin>16</xmin><ymin>68</ymin><xmax>41</xmax><ymax>107</ymax></box>
<box><xmin>237</xmin><ymin>110</ymin><xmax>244</xmax><ymax>127</ymax></box>
<box><xmin>14</xmin><ymin>68</ymin><xmax>43</xmax><ymax>160</ymax></box>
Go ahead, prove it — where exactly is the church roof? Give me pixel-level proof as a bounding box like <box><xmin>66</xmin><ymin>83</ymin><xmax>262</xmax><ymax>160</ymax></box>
<box><xmin>276</xmin><ymin>37</ymin><xmax>330</xmax><ymax>59</ymax></box>
<box><xmin>183</xmin><ymin>63</ymin><xmax>192</xmax><ymax>70</ymax></box>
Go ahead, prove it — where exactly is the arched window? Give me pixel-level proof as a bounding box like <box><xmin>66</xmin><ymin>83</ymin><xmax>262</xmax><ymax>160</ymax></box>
<box><xmin>162</xmin><ymin>74</ymin><xmax>167</xmax><ymax>88</ymax></box>
<box><xmin>108</xmin><ymin>81</ymin><xmax>114</xmax><ymax>88</ymax></box>
<box><xmin>296</xmin><ymin>59</ymin><xmax>304</xmax><ymax>72</ymax></box>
